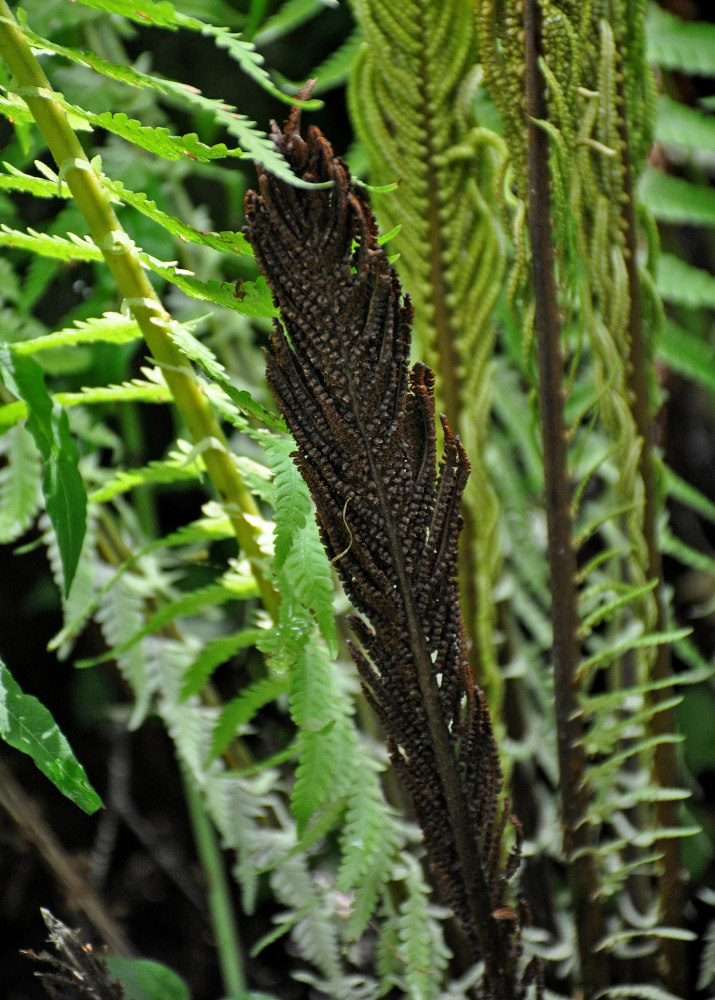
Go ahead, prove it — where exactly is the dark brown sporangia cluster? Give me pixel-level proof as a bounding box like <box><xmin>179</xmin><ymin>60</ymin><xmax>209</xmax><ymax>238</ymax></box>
<box><xmin>244</xmin><ymin>105</ymin><xmax>539</xmax><ymax>1000</ymax></box>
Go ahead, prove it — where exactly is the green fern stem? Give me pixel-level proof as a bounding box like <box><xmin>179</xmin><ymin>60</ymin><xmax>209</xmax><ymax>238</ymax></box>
<box><xmin>0</xmin><ymin>1</ymin><xmax>278</xmax><ymax>622</ymax></box>
<box><xmin>524</xmin><ymin>2</ymin><xmax>606</xmax><ymax>994</ymax></box>
<box><xmin>616</xmin><ymin>64</ymin><xmax>684</xmax><ymax>991</ymax></box>
<box><xmin>181</xmin><ymin>764</ymin><xmax>247</xmax><ymax>998</ymax></box>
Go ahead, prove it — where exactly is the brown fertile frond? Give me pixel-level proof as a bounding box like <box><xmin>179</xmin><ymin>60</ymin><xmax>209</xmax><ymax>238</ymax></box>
<box><xmin>244</xmin><ymin>106</ymin><xmax>537</xmax><ymax>1000</ymax></box>
<box><xmin>23</xmin><ymin>910</ymin><xmax>125</xmax><ymax>1000</ymax></box>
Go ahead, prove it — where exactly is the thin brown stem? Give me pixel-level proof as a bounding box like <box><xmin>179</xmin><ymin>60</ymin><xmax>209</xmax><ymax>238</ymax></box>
<box><xmin>524</xmin><ymin>1</ymin><xmax>606</xmax><ymax>994</ymax></box>
<box><xmin>0</xmin><ymin>756</ymin><xmax>134</xmax><ymax>957</ymax></box>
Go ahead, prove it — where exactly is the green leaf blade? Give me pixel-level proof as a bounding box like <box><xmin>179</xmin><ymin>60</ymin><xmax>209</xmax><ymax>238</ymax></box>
<box><xmin>0</xmin><ymin>660</ymin><xmax>102</xmax><ymax>814</ymax></box>
<box><xmin>0</xmin><ymin>348</ymin><xmax>86</xmax><ymax>596</ymax></box>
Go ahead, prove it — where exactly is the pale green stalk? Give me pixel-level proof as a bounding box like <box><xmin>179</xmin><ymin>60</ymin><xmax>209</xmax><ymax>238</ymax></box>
<box><xmin>0</xmin><ymin>1</ymin><xmax>278</xmax><ymax>620</ymax></box>
<box><xmin>182</xmin><ymin>765</ymin><xmax>247</xmax><ymax>999</ymax></box>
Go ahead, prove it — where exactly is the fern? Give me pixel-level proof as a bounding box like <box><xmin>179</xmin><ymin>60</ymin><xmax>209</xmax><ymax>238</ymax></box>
<box><xmin>1</xmin><ymin>1</ymin><xmax>714</xmax><ymax>998</ymax></box>
<box><xmin>0</xmin><ymin>422</ymin><xmax>41</xmax><ymax>542</ymax></box>
<box><xmin>348</xmin><ymin>0</ymin><xmax>507</xmax><ymax>710</ymax></box>
<box><xmin>640</xmin><ymin>166</ymin><xmax>715</xmax><ymax>227</ymax></box>
<box><xmin>657</xmin><ymin>252</ymin><xmax>715</xmax><ymax>309</ymax></box>
<box><xmin>646</xmin><ymin>4</ymin><xmax>715</xmax><ymax>78</ymax></box>
<box><xmin>655</xmin><ymin>94</ymin><xmax>715</xmax><ymax>155</ymax></box>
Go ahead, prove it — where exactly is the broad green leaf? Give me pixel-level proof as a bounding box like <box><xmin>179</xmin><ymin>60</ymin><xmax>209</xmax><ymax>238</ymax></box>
<box><xmin>105</xmin><ymin>957</ymin><xmax>189</xmax><ymax>1000</ymax></box>
<box><xmin>0</xmin><ymin>660</ymin><xmax>102</xmax><ymax>814</ymax></box>
<box><xmin>0</xmin><ymin>347</ymin><xmax>86</xmax><ymax>596</ymax></box>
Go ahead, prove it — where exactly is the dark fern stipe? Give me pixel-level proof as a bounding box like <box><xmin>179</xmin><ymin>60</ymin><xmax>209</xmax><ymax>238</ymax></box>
<box><xmin>244</xmin><ymin>103</ymin><xmax>539</xmax><ymax>1000</ymax></box>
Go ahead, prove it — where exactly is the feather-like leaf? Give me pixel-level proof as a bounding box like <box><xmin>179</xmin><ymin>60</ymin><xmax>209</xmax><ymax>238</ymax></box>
<box><xmin>646</xmin><ymin>5</ymin><xmax>715</xmax><ymax>77</ymax></box>
<box><xmin>244</xmin><ymin>106</ymin><xmax>529</xmax><ymax>998</ymax></box>
<box><xmin>264</xmin><ymin>433</ymin><xmax>312</xmax><ymax>572</ymax></box>
<box><xmin>640</xmin><ymin>166</ymin><xmax>715</xmax><ymax>227</ymax></box>
<box><xmin>0</xmin><ymin>422</ymin><xmax>41</xmax><ymax>543</ymax></box>
<box><xmin>0</xmin><ymin>347</ymin><xmax>86</xmax><ymax>596</ymax></box>
<box><xmin>655</xmin><ymin>95</ymin><xmax>715</xmax><ymax>155</ymax></box>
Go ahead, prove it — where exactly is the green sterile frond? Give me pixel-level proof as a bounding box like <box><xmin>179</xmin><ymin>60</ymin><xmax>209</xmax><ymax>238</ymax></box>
<box><xmin>349</xmin><ymin>0</ymin><xmax>507</xmax><ymax>704</ymax></box>
<box><xmin>646</xmin><ymin>4</ymin><xmax>715</xmax><ymax>79</ymax></box>
<box><xmin>337</xmin><ymin>754</ymin><xmax>402</xmax><ymax>935</ymax></box>
<box><xmin>344</xmin><ymin>835</ymin><xmax>398</xmax><ymax>945</ymax></box>
<box><xmin>640</xmin><ymin>167</ymin><xmax>715</xmax><ymax>228</ymax></box>
<box><xmin>255</xmin><ymin>0</ymin><xmax>334</xmax><ymax>45</ymax></box>
<box><xmin>12</xmin><ymin>15</ymin><xmax>325</xmax><ymax>186</ymax></box>
<box><xmin>660</xmin><ymin>530</ymin><xmax>715</xmax><ymax>581</ymax></box>
<box><xmin>264</xmin><ymin>854</ymin><xmax>343</xmax><ymax>982</ymax></box>
<box><xmin>597</xmin><ymin>924</ymin><xmax>697</xmax><ymax>952</ymax></box>
<box><xmin>208</xmin><ymin>672</ymin><xmax>290</xmax><ymax>760</ymax></box>
<box><xmin>179</xmin><ymin>628</ymin><xmax>266</xmax><ymax>702</ymax></box>
<box><xmin>101</xmin><ymin>177</ymin><xmax>253</xmax><ymax>257</ymax></box>
<box><xmin>395</xmin><ymin>854</ymin><xmax>452</xmax><ymax>1000</ymax></box>
<box><xmin>54</xmin><ymin>97</ymin><xmax>243</xmax><ymax>163</ymax></box>
<box><xmin>263</xmin><ymin>434</ymin><xmax>311</xmax><ymax>573</ymax></box>
<box><xmin>0</xmin><ymin>160</ymin><xmax>72</xmax><ymax>200</ymax></box>
<box><xmin>0</xmin><ymin>90</ymin><xmax>36</xmax><ymax>127</ymax></box>
<box><xmin>306</xmin><ymin>30</ymin><xmax>363</xmax><ymax>95</ymax></box>
<box><xmin>289</xmin><ymin>641</ymin><xmax>355</xmax><ymax>832</ymax></box>
<box><xmin>90</xmin><ymin>564</ymin><xmax>261</xmax><ymax>667</ymax></box>
<box><xmin>576</xmin><ymin>627</ymin><xmax>689</xmax><ymax>688</ymax></box>
<box><xmin>51</xmin><ymin>0</ymin><xmax>322</xmax><ymax>111</ymax></box>
<box><xmin>0</xmin><ymin>422</ymin><xmax>41</xmax><ymax>543</ymax></box>
<box><xmin>579</xmin><ymin>580</ymin><xmax>658</xmax><ymax>637</ymax></box>
<box><xmin>12</xmin><ymin>311</ymin><xmax>141</xmax><ymax>354</ymax></box>
<box><xmin>48</xmin><ymin>504</ymin><xmax>233</xmax><ymax>656</ymax></box>
<box><xmin>280</xmin><ymin>516</ymin><xmax>338</xmax><ymax>658</ymax></box>
<box><xmin>0</xmin><ymin>372</ymin><xmax>170</xmax><ymax>433</ymax></box>
<box><xmin>95</xmin><ymin>568</ymin><xmax>154</xmax><ymax>728</ymax></box>
<box><xmin>665</xmin><ymin>466</ymin><xmax>715</xmax><ymax>526</ymax></box>
<box><xmin>655</xmin><ymin>95</ymin><xmax>715</xmax><ymax>156</ymax></box>
<box><xmin>0</xmin><ymin>223</ymin><xmax>266</xmax><ymax>320</ymax></box>
<box><xmin>597</xmin><ymin>979</ymin><xmax>692</xmax><ymax>1000</ymax></box>
<box><xmin>88</xmin><ymin>443</ymin><xmax>204</xmax><ymax>503</ymax></box>
<box><xmin>0</xmin><ymin>224</ymin><xmax>101</xmax><ymax>262</ymax></box>
<box><xmin>698</xmin><ymin>919</ymin><xmax>715</xmax><ymax>992</ymax></box>
<box><xmin>583</xmin><ymin>695</ymin><xmax>684</xmax><ymax>761</ymax></box>
<box><xmin>657</xmin><ymin>252</ymin><xmax>715</xmax><ymax>310</ymax></box>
